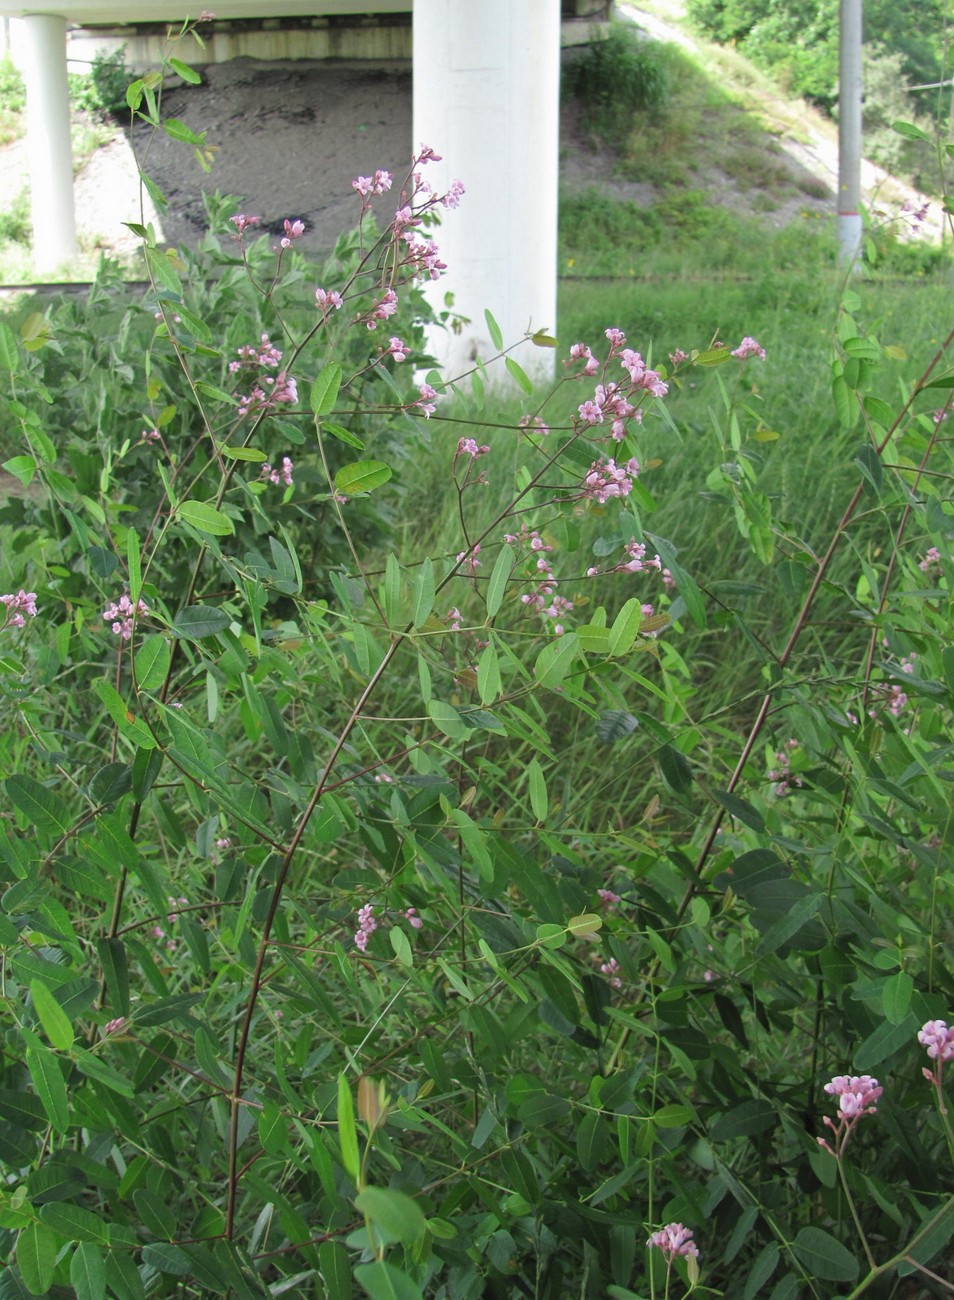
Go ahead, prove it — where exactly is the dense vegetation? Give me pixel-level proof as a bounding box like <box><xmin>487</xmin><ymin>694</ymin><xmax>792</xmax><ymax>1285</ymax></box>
<box><xmin>0</xmin><ymin>16</ymin><xmax>952</xmax><ymax>1300</ymax></box>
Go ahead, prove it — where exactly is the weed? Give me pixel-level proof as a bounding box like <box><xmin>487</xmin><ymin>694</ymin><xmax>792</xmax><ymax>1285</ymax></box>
<box><xmin>563</xmin><ymin>22</ymin><xmax>670</xmax><ymax>146</ymax></box>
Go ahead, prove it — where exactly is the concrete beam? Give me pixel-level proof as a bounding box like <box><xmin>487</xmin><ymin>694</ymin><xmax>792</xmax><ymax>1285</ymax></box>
<box><xmin>21</xmin><ymin>14</ymin><xmax>78</xmax><ymax>274</ymax></box>
<box><xmin>413</xmin><ymin>0</ymin><xmax>561</xmax><ymax>383</ymax></box>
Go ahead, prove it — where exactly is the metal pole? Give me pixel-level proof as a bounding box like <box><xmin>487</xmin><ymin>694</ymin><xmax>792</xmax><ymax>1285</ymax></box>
<box><xmin>838</xmin><ymin>0</ymin><xmax>863</xmax><ymax>269</ymax></box>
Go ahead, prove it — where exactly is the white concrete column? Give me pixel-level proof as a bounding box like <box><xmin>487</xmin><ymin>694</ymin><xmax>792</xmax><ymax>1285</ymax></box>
<box><xmin>837</xmin><ymin>0</ymin><xmax>862</xmax><ymax>270</ymax></box>
<box><xmin>21</xmin><ymin>14</ymin><xmax>77</xmax><ymax>275</ymax></box>
<box><xmin>413</xmin><ymin>0</ymin><xmax>561</xmax><ymax>383</ymax></box>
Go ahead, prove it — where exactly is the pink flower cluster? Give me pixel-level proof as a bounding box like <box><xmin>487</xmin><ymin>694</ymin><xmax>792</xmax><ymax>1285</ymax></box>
<box><xmin>569</xmin><ymin>329</ymin><xmax>668</xmax><ymax>441</ymax></box>
<box><xmin>918</xmin><ymin>546</ymin><xmax>948</xmax><ymax>575</ymax></box>
<box><xmin>237</xmin><ymin>372</ymin><xmax>298</xmax><ymax>418</ymax></box>
<box><xmin>385</xmin><ymin>336</ymin><xmax>411</xmax><ymax>363</ymax></box>
<box><xmin>104</xmin><ymin>594</ymin><xmax>149</xmax><ymax>640</ymax></box>
<box><xmin>818</xmin><ymin>1073</ymin><xmax>882</xmax><ymax>1155</ymax></box>
<box><xmin>600</xmin><ymin>956</ymin><xmax>622</xmax><ymax>989</ymax></box>
<box><xmin>229</xmin><ymin>213</ymin><xmax>260</xmax><ymax>237</ymax></box>
<box><xmin>768</xmin><ymin>738</ymin><xmax>803</xmax><ymax>797</ymax></box>
<box><xmin>365</xmin><ymin>288</ymin><xmax>398</xmax><ymax>331</ymax></box>
<box><xmin>456</xmin><ymin>438</ymin><xmax>490</xmax><ymax>459</ymax></box>
<box><xmin>647</xmin><ymin>1222</ymin><xmax>699</xmax><ymax>1262</ymax></box>
<box><xmin>416</xmin><ymin>383</ymin><xmax>439</xmax><ymax>418</ymax></box>
<box><xmin>260</xmin><ymin>457</ymin><xmax>294</xmax><ymax>487</ymax></box>
<box><xmin>731</xmin><ymin>336</ymin><xmax>766</xmax><ymax>361</ymax></box>
<box><xmin>353</xmin><ymin>169</ymin><xmax>393</xmax><ymax>198</ymax></box>
<box><xmin>1</xmin><ymin>590</ymin><xmax>38</xmax><ymax>629</ymax></box>
<box><xmin>580</xmin><ymin>456</ymin><xmax>641</xmax><ymax>504</ymax></box>
<box><xmin>354</xmin><ymin>903</ymin><xmax>378</xmax><ymax>951</ymax></box>
<box><xmin>280</xmin><ymin>217</ymin><xmax>304</xmax><ymax>248</ymax></box>
<box><xmin>354</xmin><ymin>902</ymin><xmax>423</xmax><ymax>952</ymax></box>
<box><xmin>919</xmin><ymin>1019</ymin><xmax>954</xmax><ymax>1064</ymax></box>
<box><xmin>315</xmin><ymin>286</ymin><xmax>343</xmax><ymax>313</ymax></box>
<box><xmin>229</xmin><ymin>332</ymin><xmax>282</xmax><ymax>374</ymax></box>
<box><xmin>153</xmin><ymin>895</ymin><xmax>188</xmax><ymax>953</ymax></box>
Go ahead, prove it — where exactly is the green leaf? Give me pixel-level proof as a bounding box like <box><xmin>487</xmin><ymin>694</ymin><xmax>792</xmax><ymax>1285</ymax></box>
<box><xmin>832</xmin><ymin>374</ymin><xmax>855</xmax><ymax>427</ymax></box>
<box><xmin>694</xmin><ymin>347</ymin><xmax>734</xmax><ymax>366</ymax></box>
<box><xmin>891</xmin><ymin>119</ymin><xmax>931</xmax><ymax>142</ymax></box>
<box><xmin>141</xmin><ymin>1243</ymin><xmax>191</xmax><ymax>1276</ymax></box>
<box><xmin>4</xmin><ymin>775</ymin><xmax>71</xmax><ymax>837</ymax></box>
<box><xmin>334</xmin><ymin>460</ymin><xmax>392</xmax><ymax>495</ymax></box>
<box><xmin>93</xmin><ymin>681</ymin><xmax>156</xmax><ymax>750</ymax></box>
<box><xmin>40</xmin><ymin>1203</ymin><xmax>110</xmax><ymax>1245</ymax></box>
<box><xmin>355</xmin><ymin>1187</ymin><xmax>426</xmax><ymax>1245</ymax></box>
<box><xmin>608</xmin><ymin>597</ymin><xmax>644</xmax><ymax>656</ymax></box>
<box><xmin>134</xmin><ymin>635</ymin><xmax>170</xmax><ymax>691</ymax></box>
<box><xmin>177</xmin><ymin>500</ymin><xmax>235</xmax><ymax>536</ymax></box>
<box><xmin>16</xmin><ymin>1222</ymin><xmax>58</xmax><ymax>1294</ymax></box>
<box><xmin>389</xmin><ymin>925</ymin><xmax>413</xmax><ymax>967</ymax></box>
<box><xmin>0</xmin><ymin>322</ymin><xmax>20</xmax><ymax>373</ymax></box>
<box><xmin>412</xmin><ymin>558</ymin><xmax>435</xmax><ymax>628</ymax></box>
<box><xmin>2</xmin><ymin>456</ymin><xmax>36</xmax><ymax>488</ymax></box>
<box><xmin>169</xmin><ymin>57</ymin><xmax>202</xmax><ymax>83</ymax></box>
<box><xmin>162</xmin><ymin>117</ymin><xmax>204</xmax><ymax>145</ymax></box>
<box><xmin>710</xmin><ymin>1099</ymin><xmax>777</xmax><ymax>1140</ymax></box>
<box><xmin>322</xmin><ymin>421</ymin><xmax>365</xmax><ymax>450</ymax></box>
<box><xmin>658</xmin><ymin>744</ymin><xmax>692</xmax><ymax>794</ymax></box>
<box><xmin>528</xmin><ymin>758</ymin><xmax>548</xmax><ymax>822</ymax></box>
<box><xmin>171</xmin><ymin>605</ymin><xmax>231</xmax><ymax>640</ymax></box>
<box><xmin>30</xmin><ymin>980</ymin><xmax>74</xmax><ymax>1051</ymax></box>
<box><xmin>486</xmin><ymin>544</ymin><xmax>514</xmax><ymax>617</ymax></box>
<box><xmin>26</xmin><ymin>1042</ymin><xmax>69</xmax><ymax>1133</ymax></box>
<box><xmin>311</xmin><ymin>362</ymin><xmax>342</xmax><ymax>416</ymax></box>
<box><xmin>127</xmin><ymin>529</ymin><xmax>141</xmax><ymax>605</ymax></box>
<box><xmin>318</xmin><ymin>1241</ymin><xmax>352</xmax><ymax>1300</ymax></box>
<box><xmin>354</xmin><ymin>1260</ymin><xmax>423</xmax><ymax>1300</ymax></box>
<box><xmin>484</xmin><ymin>309</ymin><xmax>503</xmax><ymax>350</ymax></box>
<box><xmin>218</xmin><ymin>444</ymin><xmax>267</xmax><ymax>462</ymax></box>
<box><xmin>337</xmin><ymin>1074</ymin><xmax>360</xmax><ymax>1182</ymax></box>
<box><xmin>534</xmin><ymin>632</ymin><xmax>579</xmax><ymax>689</ymax></box>
<box><xmin>653</xmin><ymin>1103</ymin><xmax>693</xmax><ymax>1128</ymax></box>
<box><xmin>711</xmin><ymin>789</ymin><xmax>765</xmax><ymax>832</ymax></box>
<box><xmin>505</xmin><ymin>356</ymin><xmax>534</xmax><ymax>395</ymax></box>
<box><xmin>793</xmin><ymin>1226</ymin><xmax>859</xmax><ymax>1282</ymax></box>
<box><xmin>595</xmin><ymin>710</ymin><xmax>638</xmax><ymax>743</ymax></box>
<box><xmin>476</xmin><ymin>640</ymin><xmax>501</xmax><ymax>706</ymax></box>
<box><xmin>755</xmin><ymin>892</ymin><xmax>823</xmax><ymax>956</ymax></box>
<box><xmin>144</xmin><ymin>245</ymin><xmax>181</xmax><ymax>294</ymax></box>
<box><xmin>427</xmin><ymin>699</ymin><xmax>467</xmax><ymax>740</ymax></box>
<box><xmin>881</xmin><ymin>970</ymin><xmax>913</xmax><ymax>1024</ymax></box>
<box><xmin>854</xmin><ymin>1013</ymin><xmax>917</xmax><ymax>1071</ymax></box>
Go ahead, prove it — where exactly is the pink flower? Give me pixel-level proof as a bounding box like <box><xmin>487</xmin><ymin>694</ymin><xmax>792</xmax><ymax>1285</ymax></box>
<box><xmin>647</xmin><ymin>1223</ymin><xmax>699</xmax><ymax>1262</ymax></box>
<box><xmin>103</xmin><ymin>1017</ymin><xmax>128</xmax><ymax>1034</ymax></box>
<box><xmin>580</xmin><ymin>457</ymin><xmax>640</xmax><ymax>504</ymax></box>
<box><xmin>669</xmin><ymin>348</ymin><xmax>688</xmax><ymax>365</ymax></box>
<box><xmin>456</xmin><ymin>544</ymin><xmax>481</xmax><ymax>574</ymax></box>
<box><xmin>731</xmin><ymin>336</ymin><xmax>766</xmax><ymax>361</ymax></box>
<box><xmin>386</xmin><ymin>336</ymin><xmax>411</xmax><ymax>363</ymax></box>
<box><xmin>354</xmin><ymin>903</ymin><xmax>378</xmax><ymax>952</ymax></box>
<box><xmin>456</xmin><ymin>438</ymin><xmax>489</xmax><ymax>459</ymax></box>
<box><xmin>1</xmin><ymin>590</ymin><xmax>38</xmax><ymax>629</ymax></box>
<box><xmin>262</xmin><ymin>457</ymin><xmax>294</xmax><ymax>487</ymax></box>
<box><xmin>819</xmin><ymin>1073</ymin><xmax>882</xmax><ymax>1154</ymax></box>
<box><xmin>315</xmin><ymin>286</ymin><xmax>343</xmax><ymax>312</ymax></box>
<box><xmin>918</xmin><ymin>1019</ymin><xmax>954</xmax><ymax>1063</ymax></box>
<box><xmin>597</xmin><ymin>888</ymin><xmax>621</xmax><ymax>908</ymax></box>
<box><xmin>103</xmin><ymin>594</ymin><xmax>149</xmax><ymax>641</ymax></box>
<box><xmin>403</xmin><ymin>907</ymin><xmax>423</xmax><ymax>930</ymax></box>
<box><xmin>416</xmin><ymin>383</ymin><xmax>438</xmax><ymax>418</ymax></box>
<box><xmin>280</xmin><ymin>218</ymin><xmax>305</xmax><ymax>247</ymax></box>
<box><xmin>352</xmin><ymin>169</ymin><xmax>392</xmax><ymax>198</ymax></box>
<box><xmin>441</xmin><ymin>178</ymin><xmax>465</xmax><ymax>209</ymax></box>
<box><xmin>229</xmin><ymin>213</ymin><xmax>260</xmax><ymax>237</ymax></box>
<box><xmin>417</xmin><ymin>144</ymin><xmax>442</xmax><ymax>164</ymax></box>
<box><xmin>366</xmin><ymin>288</ymin><xmax>399</xmax><ymax>330</ymax></box>
<box><xmin>600</xmin><ymin>957</ymin><xmax>622</xmax><ymax>989</ymax></box>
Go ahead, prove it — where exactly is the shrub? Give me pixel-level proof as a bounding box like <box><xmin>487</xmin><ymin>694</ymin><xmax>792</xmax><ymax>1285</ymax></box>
<box><xmin>563</xmin><ymin>23</ymin><xmax>670</xmax><ymax>145</ymax></box>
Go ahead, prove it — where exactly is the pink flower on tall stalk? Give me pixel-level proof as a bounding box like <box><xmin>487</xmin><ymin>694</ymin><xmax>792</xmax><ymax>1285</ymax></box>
<box><xmin>354</xmin><ymin>903</ymin><xmax>378</xmax><ymax>952</ymax></box>
<box><xmin>817</xmin><ymin>1073</ymin><xmax>882</xmax><ymax>1156</ymax></box>
<box><xmin>647</xmin><ymin>1222</ymin><xmax>699</xmax><ymax>1262</ymax></box>
<box><xmin>280</xmin><ymin>218</ymin><xmax>305</xmax><ymax>247</ymax></box>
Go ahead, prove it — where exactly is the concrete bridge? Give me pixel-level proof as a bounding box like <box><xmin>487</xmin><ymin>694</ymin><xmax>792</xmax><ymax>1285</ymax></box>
<box><xmin>0</xmin><ymin>0</ymin><xmax>608</xmax><ymax>374</ymax></box>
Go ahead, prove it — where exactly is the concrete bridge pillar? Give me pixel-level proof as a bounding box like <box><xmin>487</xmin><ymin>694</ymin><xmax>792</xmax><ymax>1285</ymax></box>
<box><xmin>21</xmin><ymin>13</ymin><xmax>78</xmax><ymax>274</ymax></box>
<box><xmin>412</xmin><ymin>0</ymin><xmax>561</xmax><ymax>382</ymax></box>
